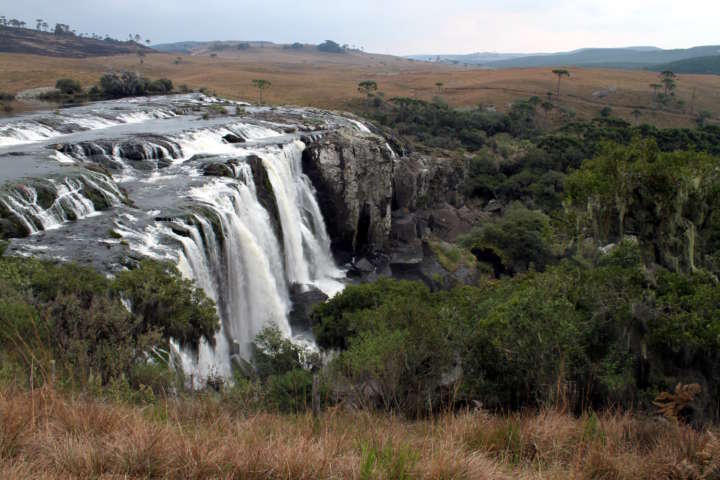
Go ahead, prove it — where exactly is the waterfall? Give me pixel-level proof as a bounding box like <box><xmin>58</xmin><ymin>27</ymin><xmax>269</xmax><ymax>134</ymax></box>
<box><xmin>0</xmin><ymin>172</ymin><xmax>122</xmax><ymax>234</ymax></box>
<box><xmin>0</xmin><ymin>95</ymin><xmax>348</xmax><ymax>387</ymax></box>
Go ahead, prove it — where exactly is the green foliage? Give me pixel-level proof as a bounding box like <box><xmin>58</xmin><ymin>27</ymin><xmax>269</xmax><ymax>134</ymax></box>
<box><xmin>55</xmin><ymin>78</ymin><xmax>83</xmax><ymax>95</ymax></box>
<box><xmin>315</xmin><ymin>279</ymin><xmax>467</xmax><ymax>415</ymax></box>
<box><xmin>314</xmin><ymin>254</ymin><xmax>720</xmax><ymax>416</ymax></box>
<box><xmin>147</xmin><ymin>78</ymin><xmax>173</xmax><ymax>93</ymax></box>
<box><xmin>317</xmin><ymin>40</ymin><xmax>345</xmax><ymax>53</ymax></box>
<box><xmin>358</xmin><ymin>80</ymin><xmax>378</xmax><ymax>97</ymax></box>
<box><xmin>359</xmin><ymin>442</ymin><xmax>418</xmax><ymax>480</ymax></box>
<box><xmin>565</xmin><ymin>138</ymin><xmax>720</xmax><ymax>273</ymax></box>
<box><xmin>459</xmin><ymin>203</ymin><xmax>554</xmax><ymax>275</ymax></box>
<box><xmin>113</xmin><ymin>260</ymin><xmax>218</xmax><ymax>348</ymax></box>
<box><xmin>0</xmin><ymin>257</ymin><xmax>218</xmax><ymax>388</ymax></box>
<box><xmin>312</xmin><ymin>278</ymin><xmax>431</xmax><ymax>350</ymax></box>
<box><xmin>252</xmin><ymin>324</ymin><xmax>306</xmax><ymax>380</ymax></box>
<box><xmin>265</xmin><ymin>369</ymin><xmax>313</xmax><ymax>413</ymax></box>
<box><xmin>365</xmin><ymin>97</ymin><xmax>511</xmax><ymax>151</ymax></box>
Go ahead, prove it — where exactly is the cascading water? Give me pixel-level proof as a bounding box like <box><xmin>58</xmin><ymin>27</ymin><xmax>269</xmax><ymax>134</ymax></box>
<box><xmin>0</xmin><ymin>93</ymin><xmax>362</xmax><ymax>386</ymax></box>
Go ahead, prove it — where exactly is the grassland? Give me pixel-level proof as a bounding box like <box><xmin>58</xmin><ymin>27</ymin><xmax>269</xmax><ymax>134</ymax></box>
<box><xmin>1</xmin><ymin>46</ymin><xmax>719</xmax><ymax>127</ymax></box>
<box><xmin>1</xmin><ymin>385</ymin><xmax>718</xmax><ymax>479</ymax></box>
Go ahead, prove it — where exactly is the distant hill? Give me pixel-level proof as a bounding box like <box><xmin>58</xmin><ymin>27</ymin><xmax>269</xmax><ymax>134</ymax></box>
<box><xmin>153</xmin><ymin>40</ymin><xmax>280</xmax><ymax>55</ymax></box>
<box><xmin>0</xmin><ymin>25</ymin><xmax>152</xmax><ymax>58</ymax></box>
<box><xmin>651</xmin><ymin>55</ymin><xmax>720</xmax><ymax>75</ymax></box>
<box><xmin>409</xmin><ymin>46</ymin><xmax>720</xmax><ymax>70</ymax></box>
<box><xmin>406</xmin><ymin>52</ymin><xmax>533</xmax><ymax>64</ymax></box>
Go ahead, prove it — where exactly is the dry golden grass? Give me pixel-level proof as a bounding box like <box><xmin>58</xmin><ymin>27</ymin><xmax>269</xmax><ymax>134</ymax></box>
<box><xmin>1</xmin><ymin>48</ymin><xmax>719</xmax><ymax>128</ymax></box>
<box><xmin>1</xmin><ymin>386</ymin><xmax>719</xmax><ymax>479</ymax></box>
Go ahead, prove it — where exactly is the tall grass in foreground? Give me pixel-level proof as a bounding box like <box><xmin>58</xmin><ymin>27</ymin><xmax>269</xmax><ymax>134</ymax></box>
<box><xmin>0</xmin><ymin>386</ymin><xmax>718</xmax><ymax>479</ymax></box>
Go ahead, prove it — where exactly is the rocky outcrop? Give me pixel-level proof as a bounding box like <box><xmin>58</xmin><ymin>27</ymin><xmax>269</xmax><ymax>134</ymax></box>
<box><xmin>303</xmin><ymin>128</ymin><xmax>394</xmax><ymax>260</ymax></box>
<box><xmin>302</xmin><ymin>124</ymin><xmax>489</xmax><ymax>289</ymax></box>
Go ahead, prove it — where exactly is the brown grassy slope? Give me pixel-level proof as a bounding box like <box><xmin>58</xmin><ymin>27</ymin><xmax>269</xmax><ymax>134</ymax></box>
<box><xmin>0</xmin><ymin>26</ymin><xmax>152</xmax><ymax>58</ymax></box>
<box><xmin>1</xmin><ymin>47</ymin><xmax>719</xmax><ymax>127</ymax></box>
<box><xmin>1</xmin><ymin>386</ymin><xmax>719</xmax><ymax>479</ymax></box>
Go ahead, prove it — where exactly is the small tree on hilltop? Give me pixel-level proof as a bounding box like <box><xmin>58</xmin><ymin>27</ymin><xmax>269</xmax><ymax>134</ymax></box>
<box><xmin>252</xmin><ymin>79</ymin><xmax>272</xmax><ymax>104</ymax></box>
<box><xmin>552</xmin><ymin>69</ymin><xmax>570</xmax><ymax>97</ymax></box>
<box><xmin>358</xmin><ymin>80</ymin><xmax>378</xmax><ymax>98</ymax></box>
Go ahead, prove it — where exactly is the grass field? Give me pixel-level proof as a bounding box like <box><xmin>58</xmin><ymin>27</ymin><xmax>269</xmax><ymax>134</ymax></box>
<box><xmin>1</xmin><ymin>47</ymin><xmax>719</xmax><ymax>128</ymax></box>
<box><xmin>1</xmin><ymin>386</ymin><xmax>718</xmax><ymax>479</ymax></box>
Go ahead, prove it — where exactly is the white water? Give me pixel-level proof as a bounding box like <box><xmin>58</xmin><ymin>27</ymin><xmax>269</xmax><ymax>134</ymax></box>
<box><xmin>0</xmin><ymin>107</ymin><xmax>177</xmax><ymax>148</ymax></box>
<box><xmin>0</xmin><ymin>173</ymin><xmax>122</xmax><ymax>234</ymax></box>
<box><xmin>104</xmin><ymin>127</ymin><xmax>344</xmax><ymax>385</ymax></box>
<box><xmin>1</xmin><ymin>98</ymin><xmax>347</xmax><ymax>387</ymax></box>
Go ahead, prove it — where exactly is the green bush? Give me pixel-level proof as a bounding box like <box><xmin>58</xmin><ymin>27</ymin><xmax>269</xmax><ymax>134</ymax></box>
<box><xmin>252</xmin><ymin>324</ymin><xmax>307</xmax><ymax>380</ymax></box>
<box><xmin>55</xmin><ymin>78</ymin><xmax>83</xmax><ymax>95</ymax></box>
<box><xmin>459</xmin><ymin>203</ymin><xmax>554</xmax><ymax>275</ymax></box>
<box><xmin>265</xmin><ymin>369</ymin><xmax>313</xmax><ymax>413</ymax></box>
<box><xmin>0</xmin><ymin>257</ymin><xmax>219</xmax><ymax>388</ymax></box>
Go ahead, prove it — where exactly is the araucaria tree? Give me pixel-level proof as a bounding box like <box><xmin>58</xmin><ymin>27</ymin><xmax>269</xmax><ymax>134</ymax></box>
<box><xmin>660</xmin><ymin>71</ymin><xmax>677</xmax><ymax>96</ymax></box>
<box><xmin>357</xmin><ymin>80</ymin><xmax>378</xmax><ymax>98</ymax></box>
<box><xmin>552</xmin><ymin>69</ymin><xmax>570</xmax><ymax>97</ymax></box>
<box><xmin>252</xmin><ymin>79</ymin><xmax>272</xmax><ymax>104</ymax></box>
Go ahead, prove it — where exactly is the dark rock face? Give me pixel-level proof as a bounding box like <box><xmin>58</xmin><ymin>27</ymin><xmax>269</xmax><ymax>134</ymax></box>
<box><xmin>301</xmin><ymin>124</ymin><xmax>488</xmax><ymax>289</ymax></box>
<box><xmin>223</xmin><ymin>133</ymin><xmax>245</xmax><ymax>144</ymax></box>
<box><xmin>303</xmin><ymin>129</ymin><xmax>394</xmax><ymax>260</ymax></box>
<box><xmin>247</xmin><ymin>155</ymin><xmax>284</xmax><ymax>246</ymax></box>
<box><xmin>202</xmin><ymin>162</ymin><xmax>235</xmax><ymax>177</ymax></box>
<box><xmin>289</xmin><ymin>284</ymin><xmax>329</xmax><ymax>332</ymax></box>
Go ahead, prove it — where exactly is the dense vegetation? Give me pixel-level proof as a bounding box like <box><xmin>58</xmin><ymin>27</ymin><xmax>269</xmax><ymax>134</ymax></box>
<box><xmin>38</xmin><ymin>71</ymin><xmax>175</xmax><ymax>103</ymax></box>
<box><xmin>0</xmin><ymin>253</ymin><xmax>218</xmax><ymax>395</ymax></box>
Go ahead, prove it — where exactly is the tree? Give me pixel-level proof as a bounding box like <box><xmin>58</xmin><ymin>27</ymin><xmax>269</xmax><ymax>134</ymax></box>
<box><xmin>631</xmin><ymin>109</ymin><xmax>642</xmax><ymax>124</ymax></box>
<box><xmin>660</xmin><ymin>71</ymin><xmax>677</xmax><ymax>96</ymax></box>
<box><xmin>541</xmin><ymin>101</ymin><xmax>554</xmax><ymax>117</ymax></box>
<box><xmin>54</xmin><ymin>23</ymin><xmax>71</xmax><ymax>35</ymax></box>
<box><xmin>435</xmin><ymin>82</ymin><xmax>444</xmax><ymax>93</ymax></box>
<box><xmin>317</xmin><ymin>40</ymin><xmax>345</xmax><ymax>53</ymax></box>
<box><xmin>252</xmin><ymin>79</ymin><xmax>272</xmax><ymax>104</ymax></box>
<box><xmin>357</xmin><ymin>80</ymin><xmax>378</xmax><ymax>98</ymax></box>
<box><xmin>55</xmin><ymin>78</ymin><xmax>83</xmax><ymax>95</ymax></box>
<box><xmin>696</xmin><ymin>110</ymin><xmax>712</xmax><ymax>128</ymax></box>
<box><xmin>36</xmin><ymin>19</ymin><xmax>43</xmax><ymax>31</ymax></box>
<box><xmin>650</xmin><ymin>83</ymin><xmax>662</xmax><ymax>98</ymax></box>
<box><xmin>552</xmin><ymin>69</ymin><xmax>570</xmax><ymax>97</ymax></box>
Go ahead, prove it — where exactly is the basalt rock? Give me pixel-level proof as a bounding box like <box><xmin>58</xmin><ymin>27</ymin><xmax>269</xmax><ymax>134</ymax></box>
<box><xmin>303</xmin><ymin>128</ymin><xmax>394</xmax><ymax>260</ymax></box>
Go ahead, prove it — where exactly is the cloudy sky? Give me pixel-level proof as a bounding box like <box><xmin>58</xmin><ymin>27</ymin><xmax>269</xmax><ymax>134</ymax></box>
<box><xmin>3</xmin><ymin>0</ymin><xmax>719</xmax><ymax>55</ymax></box>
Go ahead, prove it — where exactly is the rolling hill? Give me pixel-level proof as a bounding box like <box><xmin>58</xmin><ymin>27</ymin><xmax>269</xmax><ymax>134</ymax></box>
<box><xmin>0</xmin><ymin>25</ymin><xmax>152</xmax><ymax>58</ymax></box>
<box><xmin>411</xmin><ymin>45</ymin><xmax>720</xmax><ymax>70</ymax></box>
<box><xmin>651</xmin><ymin>55</ymin><xmax>720</xmax><ymax>75</ymax></box>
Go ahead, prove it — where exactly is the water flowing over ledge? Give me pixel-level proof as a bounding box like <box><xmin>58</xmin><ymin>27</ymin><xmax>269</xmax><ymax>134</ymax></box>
<box><xmin>0</xmin><ymin>94</ymin><xmax>375</xmax><ymax>385</ymax></box>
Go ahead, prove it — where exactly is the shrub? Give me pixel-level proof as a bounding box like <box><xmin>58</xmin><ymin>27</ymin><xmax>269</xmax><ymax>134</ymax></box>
<box><xmin>55</xmin><ymin>78</ymin><xmax>83</xmax><ymax>95</ymax></box>
<box><xmin>459</xmin><ymin>203</ymin><xmax>554</xmax><ymax>275</ymax></box>
<box><xmin>99</xmin><ymin>71</ymin><xmax>150</xmax><ymax>98</ymax></box>
<box><xmin>147</xmin><ymin>78</ymin><xmax>173</xmax><ymax>93</ymax></box>
<box><xmin>252</xmin><ymin>324</ymin><xmax>306</xmax><ymax>380</ymax></box>
<box><xmin>317</xmin><ymin>40</ymin><xmax>345</xmax><ymax>53</ymax></box>
<box><xmin>265</xmin><ymin>369</ymin><xmax>313</xmax><ymax>413</ymax></box>
<box><xmin>113</xmin><ymin>260</ymin><xmax>218</xmax><ymax>348</ymax></box>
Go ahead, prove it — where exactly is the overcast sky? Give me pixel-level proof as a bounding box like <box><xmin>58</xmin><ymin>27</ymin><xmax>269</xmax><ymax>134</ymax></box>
<box><xmin>3</xmin><ymin>0</ymin><xmax>719</xmax><ymax>55</ymax></box>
